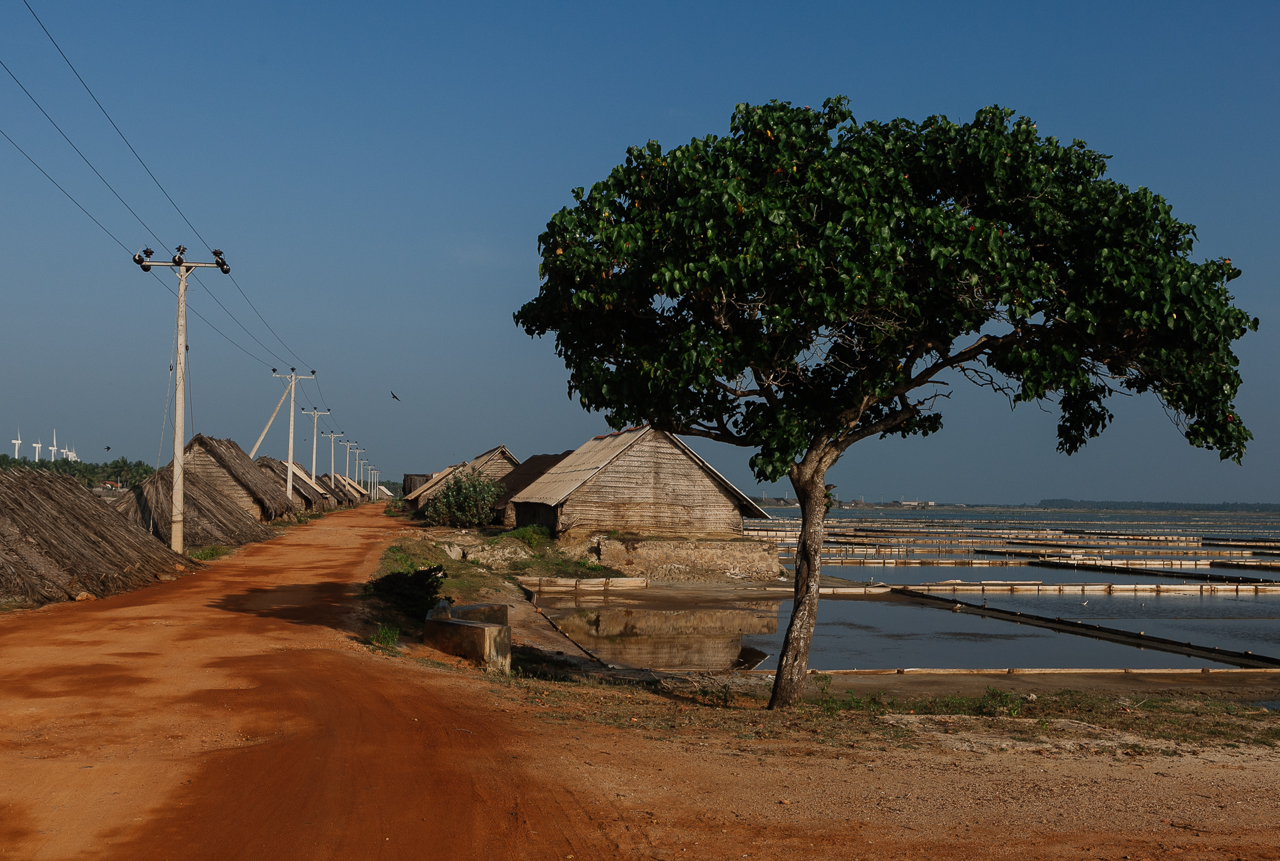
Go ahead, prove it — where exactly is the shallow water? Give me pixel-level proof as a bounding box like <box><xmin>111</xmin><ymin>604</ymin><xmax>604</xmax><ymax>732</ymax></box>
<box><xmin>825</xmin><ymin>564</ymin><xmax>1199</xmax><ymax>587</ymax></box>
<box><xmin>740</xmin><ymin>598</ymin><xmax>1247</xmax><ymax>672</ymax></box>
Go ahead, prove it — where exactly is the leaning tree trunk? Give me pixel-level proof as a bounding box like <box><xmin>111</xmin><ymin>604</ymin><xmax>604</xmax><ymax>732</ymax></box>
<box><xmin>767</xmin><ymin>459</ymin><xmax>830</xmax><ymax>709</ymax></box>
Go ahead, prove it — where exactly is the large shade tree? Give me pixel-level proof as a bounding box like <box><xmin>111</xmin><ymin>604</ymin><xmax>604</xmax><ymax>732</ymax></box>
<box><xmin>515</xmin><ymin>99</ymin><xmax>1256</xmax><ymax>708</ymax></box>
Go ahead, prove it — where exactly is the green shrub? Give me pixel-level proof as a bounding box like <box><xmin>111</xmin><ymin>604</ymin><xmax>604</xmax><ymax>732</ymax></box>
<box><xmin>364</xmin><ymin>564</ymin><xmax>447</xmax><ymax>620</ymax></box>
<box><xmin>422</xmin><ymin>468</ymin><xmax>504</xmax><ymax>528</ymax></box>
<box><xmin>506</xmin><ymin>525</ymin><xmax>551</xmax><ymax>550</ymax></box>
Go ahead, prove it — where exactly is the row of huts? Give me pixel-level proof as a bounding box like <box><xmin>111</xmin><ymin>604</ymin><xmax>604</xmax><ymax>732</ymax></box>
<box><xmin>1</xmin><ymin>433</ymin><xmax>381</xmax><ymax>606</ymax></box>
<box><xmin>403</xmin><ymin>425</ymin><xmax>768</xmax><ymax>539</ymax></box>
<box><xmin>112</xmin><ymin>434</ymin><xmax>376</xmax><ymax>547</ymax></box>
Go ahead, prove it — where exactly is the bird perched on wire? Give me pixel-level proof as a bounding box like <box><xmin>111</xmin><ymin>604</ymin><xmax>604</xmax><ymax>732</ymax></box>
<box><xmin>391</xmin><ymin>391</ymin><xmax>400</xmax><ymax>401</ymax></box>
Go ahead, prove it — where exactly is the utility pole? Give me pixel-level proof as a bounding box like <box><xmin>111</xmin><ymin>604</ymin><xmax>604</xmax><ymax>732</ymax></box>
<box><xmin>250</xmin><ymin>380</ymin><xmax>291</xmax><ymax>459</ymax></box>
<box><xmin>301</xmin><ymin>408</ymin><xmax>330</xmax><ymax>479</ymax></box>
<box><xmin>271</xmin><ymin>368</ymin><xmax>314</xmax><ymax>505</ymax></box>
<box><xmin>341</xmin><ymin>440</ymin><xmax>357</xmax><ymax>482</ymax></box>
<box><xmin>353</xmin><ymin>448</ymin><xmax>365</xmax><ymax>494</ymax></box>
<box><xmin>133</xmin><ymin>245</ymin><xmax>230</xmax><ymax>554</ymax></box>
<box><xmin>322</xmin><ymin>431</ymin><xmax>342</xmax><ymax>489</ymax></box>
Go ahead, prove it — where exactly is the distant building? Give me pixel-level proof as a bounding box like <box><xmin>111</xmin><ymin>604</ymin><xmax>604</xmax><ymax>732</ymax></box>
<box><xmin>510</xmin><ymin>426</ymin><xmax>768</xmax><ymax>539</ymax></box>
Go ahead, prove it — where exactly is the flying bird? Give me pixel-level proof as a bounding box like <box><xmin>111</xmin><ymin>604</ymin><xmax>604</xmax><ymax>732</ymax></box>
<box><xmin>391</xmin><ymin>391</ymin><xmax>400</xmax><ymax>401</ymax></box>
<box><xmin>104</xmin><ymin>446</ymin><xmax>111</xmax><ymax>451</ymax></box>
<box><xmin>1080</xmin><ymin>600</ymin><xmax>1089</xmax><ymax>606</ymax></box>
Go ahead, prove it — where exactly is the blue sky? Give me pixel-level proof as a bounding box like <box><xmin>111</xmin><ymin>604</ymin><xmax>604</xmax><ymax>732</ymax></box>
<box><xmin>1</xmin><ymin>1</ymin><xmax>1276</xmax><ymax>503</ymax></box>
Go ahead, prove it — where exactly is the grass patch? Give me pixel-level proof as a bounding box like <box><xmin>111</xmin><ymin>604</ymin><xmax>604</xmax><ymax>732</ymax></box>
<box><xmin>500</xmin><ymin>525</ymin><xmax>551</xmax><ymax>550</ymax></box>
<box><xmin>482</xmin><ymin>672</ymin><xmax>1280</xmax><ymax>754</ymax></box>
<box><xmin>371</xmin><ymin>537</ymin><xmax>511</xmax><ymax>608</ymax></box>
<box><xmin>371</xmin><ymin>622</ymin><xmax>400</xmax><ymax>648</ymax></box>
<box><xmin>507</xmin><ymin>556</ymin><xmax>621</xmax><ymax>579</ymax></box>
<box><xmin>187</xmin><ymin>545</ymin><xmax>232</xmax><ymax>562</ymax></box>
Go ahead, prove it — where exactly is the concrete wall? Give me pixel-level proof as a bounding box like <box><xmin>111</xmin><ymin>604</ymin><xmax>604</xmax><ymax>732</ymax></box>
<box><xmin>597</xmin><ymin>538</ymin><xmax>779</xmax><ymax>582</ymax></box>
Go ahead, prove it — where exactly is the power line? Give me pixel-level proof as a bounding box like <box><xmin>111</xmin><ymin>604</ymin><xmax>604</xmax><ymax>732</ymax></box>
<box><xmin>0</xmin><ymin>55</ymin><xmax>166</xmax><ymax>248</ymax></box>
<box><xmin>0</xmin><ymin>78</ymin><xmax>289</xmax><ymax>372</ymax></box>
<box><xmin>0</xmin><ymin>123</ymin><xmax>130</xmax><ymax>254</ymax></box>
<box><xmin>2</xmin><ymin>119</ymin><xmax>276</xmax><ymax>366</ymax></box>
<box><xmin>22</xmin><ymin>0</ymin><xmax>212</xmax><ymax>252</ymax></box>
<box><xmin>22</xmin><ymin>0</ymin><xmax>318</xmax><ymax>372</ymax></box>
<box><xmin>189</xmin><ymin>271</ymin><xmax>290</xmax><ymax>366</ymax></box>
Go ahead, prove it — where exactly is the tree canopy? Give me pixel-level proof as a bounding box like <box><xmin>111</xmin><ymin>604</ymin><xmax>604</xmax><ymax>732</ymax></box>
<box><xmin>0</xmin><ymin>454</ymin><xmax>155</xmax><ymax>488</ymax></box>
<box><xmin>515</xmin><ymin>98</ymin><xmax>1256</xmax><ymax>706</ymax></box>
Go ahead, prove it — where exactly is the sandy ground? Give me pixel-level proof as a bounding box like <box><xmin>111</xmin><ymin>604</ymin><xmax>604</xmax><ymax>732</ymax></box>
<box><xmin>3</xmin><ymin>507</ymin><xmax>1279</xmax><ymax>860</ymax></box>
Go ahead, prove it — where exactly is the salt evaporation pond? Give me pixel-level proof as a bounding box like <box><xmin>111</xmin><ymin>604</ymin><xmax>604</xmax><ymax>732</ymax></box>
<box><xmin>740</xmin><ymin>597</ymin><xmax>1247</xmax><ymax>671</ymax></box>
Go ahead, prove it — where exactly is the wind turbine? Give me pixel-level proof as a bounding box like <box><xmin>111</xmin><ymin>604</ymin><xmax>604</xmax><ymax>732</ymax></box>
<box><xmin>32</xmin><ymin>439</ymin><xmax>42</xmax><ymax>461</ymax></box>
<box><xmin>10</xmin><ymin>426</ymin><xmax>19</xmax><ymax>459</ymax></box>
<box><xmin>50</xmin><ymin>430</ymin><xmax>58</xmax><ymax>462</ymax></box>
<box><xmin>61</xmin><ymin>440</ymin><xmax>72</xmax><ymax>460</ymax></box>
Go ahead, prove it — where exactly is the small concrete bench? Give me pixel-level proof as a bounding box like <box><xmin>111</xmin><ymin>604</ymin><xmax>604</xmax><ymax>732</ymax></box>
<box><xmin>423</xmin><ymin>602</ymin><xmax>511</xmax><ymax>672</ymax></box>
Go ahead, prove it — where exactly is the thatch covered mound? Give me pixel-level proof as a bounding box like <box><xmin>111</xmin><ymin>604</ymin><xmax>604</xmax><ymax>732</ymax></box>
<box><xmin>186</xmin><ymin>435</ymin><xmax>295</xmax><ymax>522</ymax></box>
<box><xmin>0</xmin><ymin>469</ymin><xmax>194</xmax><ymax>606</ymax></box>
<box><xmin>113</xmin><ymin>466</ymin><xmax>275</xmax><ymax>548</ymax></box>
<box><xmin>255</xmin><ymin>457</ymin><xmax>337</xmax><ymax>512</ymax></box>
<box><xmin>319</xmin><ymin>474</ymin><xmax>360</xmax><ymax>507</ymax></box>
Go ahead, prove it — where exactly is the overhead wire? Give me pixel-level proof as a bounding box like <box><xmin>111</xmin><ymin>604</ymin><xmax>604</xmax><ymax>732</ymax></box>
<box><xmin>0</xmin><ymin>42</ymin><xmax>298</xmax><ymax>371</ymax></box>
<box><xmin>23</xmin><ymin>0</ymin><xmax>320</xmax><ymax>374</ymax></box>
<box><xmin>0</xmin><ymin>55</ymin><xmax>166</xmax><ymax>248</ymax></box>
<box><xmin>2</xmin><ymin>118</ymin><xmax>277</xmax><ymax>368</ymax></box>
<box><xmin>17</xmin><ymin>2</ymin><xmax>349</xmax><ymax>437</ymax></box>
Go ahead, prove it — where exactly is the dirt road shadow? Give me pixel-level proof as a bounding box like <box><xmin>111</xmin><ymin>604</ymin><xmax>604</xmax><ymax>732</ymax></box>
<box><xmin>208</xmin><ymin>581</ymin><xmax>359</xmax><ymax>633</ymax></box>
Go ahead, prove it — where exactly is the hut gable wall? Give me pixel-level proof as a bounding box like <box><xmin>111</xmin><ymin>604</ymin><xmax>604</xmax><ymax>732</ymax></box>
<box><xmin>557</xmin><ymin>431</ymin><xmax>743</xmax><ymax>538</ymax></box>
<box><xmin>186</xmin><ymin>444</ymin><xmax>264</xmax><ymax>520</ymax></box>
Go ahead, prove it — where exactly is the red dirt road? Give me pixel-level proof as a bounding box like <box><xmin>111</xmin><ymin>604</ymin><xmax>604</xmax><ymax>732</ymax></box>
<box><xmin>0</xmin><ymin>508</ymin><xmax>604</xmax><ymax>860</ymax></box>
<box><xmin>7</xmin><ymin>507</ymin><xmax>1280</xmax><ymax>860</ymax></box>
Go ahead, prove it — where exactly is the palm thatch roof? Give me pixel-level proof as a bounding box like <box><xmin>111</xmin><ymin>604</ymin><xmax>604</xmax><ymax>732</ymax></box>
<box><xmin>319</xmin><ymin>474</ymin><xmax>360</xmax><ymax>507</ymax></box>
<box><xmin>331</xmin><ymin>473</ymin><xmax>369</xmax><ymax>500</ymax></box>
<box><xmin>112</xmin><ymin>466</ymin><xmax>275</xmax><ymax>548</ymax></box>
<box><xmin>1</xmin><ymin>468</ymin><xmax>195</xmax><ymax>606</ymax></box>
<box><xmin>255</xmin><ymin>457</ymin><xmax>337</xmax><ymax>512</ymax></box>
<box><xmin>187</xmin><ymin>435</ymin><xmax>295</xmax><ymax>521</ymax></box>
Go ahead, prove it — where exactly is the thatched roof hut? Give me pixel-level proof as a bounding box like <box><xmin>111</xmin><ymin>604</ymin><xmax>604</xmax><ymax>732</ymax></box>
<box><xmin>256</xmin><ymin>457</ymin><xmax>337</xmax><ymax>513</ymax></box>
<box><xmin>331</xmin><ymin>473</ymin><xmax>369</xmax><ymax>501</ymax></box>
<box><xmin>113</xmin><ymin>465</ymin><xmax>275</xmax><ymax>548</ymax></box>
<box><xmin>403</xmin><ymin>463</ymin><xmax>462</xmax><ymax>511</ymax></box>
<box><xmin>510</xmin><ymin>426</ymin><xmax>768</xmax><ymax>538</ymax></box>
<box><xmin>185</xmin><ymin>435</ymin><xmax>294</xmax><ymax>522</ymax></box>
<box><xmin>404</xmin><ymin>445</ymin><xmax>520</xmax><ymax>511</ymax></box>
<box><xmin>493</xmin><ymin>451</ymin><xmax>572</xmax><ymax>528</ymax></box>
<box><xmin>319</xmin><ymin>474</ymin><xmax>360</xmax><ymax>507</ymax></box>
<box><xmin>1</xmin><ymin>469</ymin><xmax>195</xmax><ymax>606</ymax></box>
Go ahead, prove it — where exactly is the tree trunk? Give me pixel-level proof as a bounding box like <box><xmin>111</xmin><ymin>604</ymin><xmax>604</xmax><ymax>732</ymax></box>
<box><xmin>767</xmin><ymin>459</ymin><xmax>830</xmax><ymax>709</ymax></box>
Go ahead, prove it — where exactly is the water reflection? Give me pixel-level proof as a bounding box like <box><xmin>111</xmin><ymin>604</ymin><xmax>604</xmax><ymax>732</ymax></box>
<box><xmin>544</xmin><ymin>601</ymin><xmax>780</xmax><ymax>670</ymax></box>
<box><xmin>532</xmin><ymin>581</ymin><xmax>1279</xmax><ymax>672</ymax></box>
